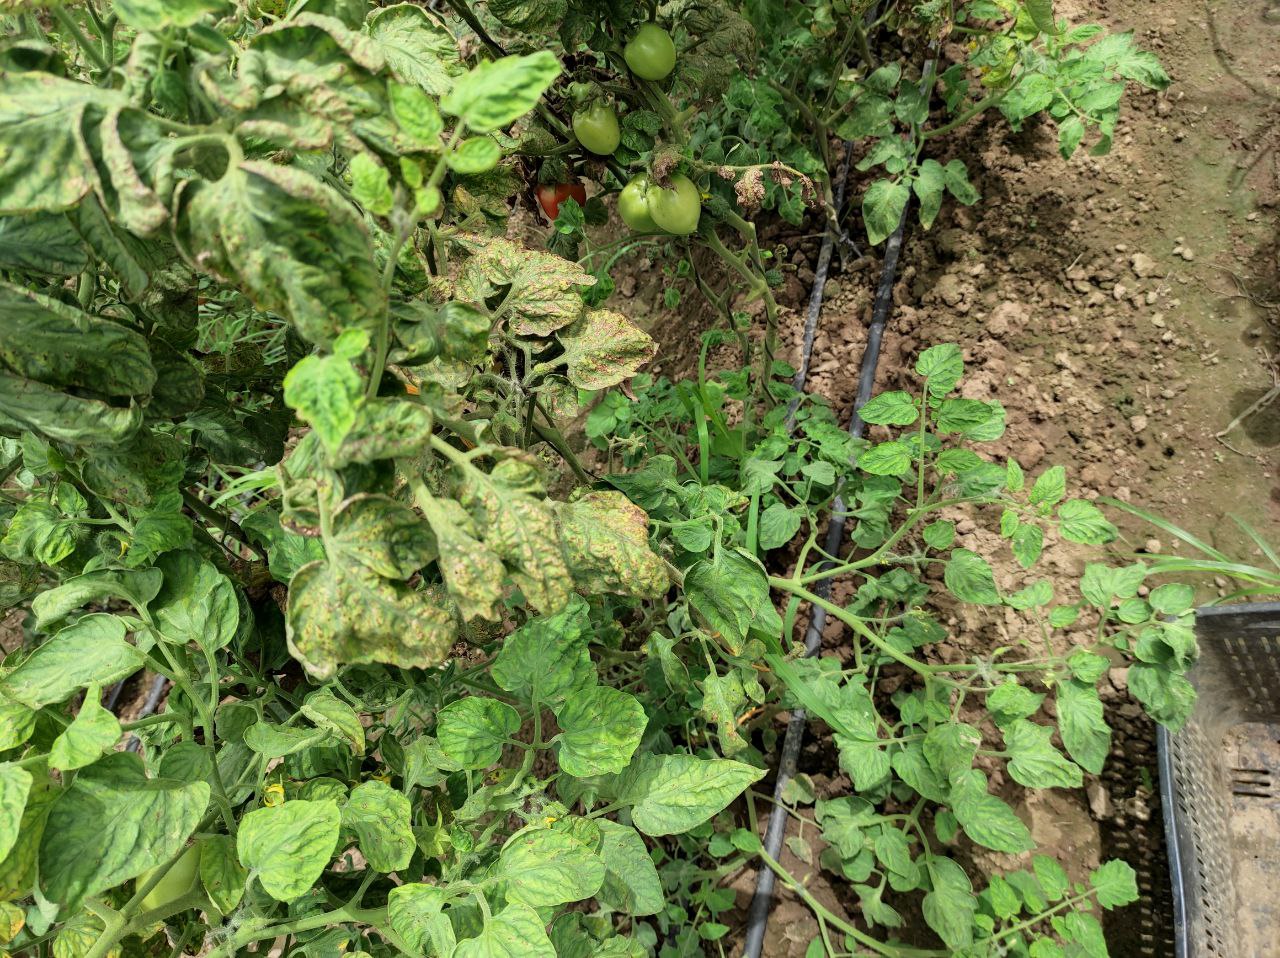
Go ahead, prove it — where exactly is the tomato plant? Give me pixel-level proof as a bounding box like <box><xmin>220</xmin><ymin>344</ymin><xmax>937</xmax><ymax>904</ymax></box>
<box><xmin>0</xmin><ymin>2</ymin><xmax>1188</xmax><ymax>958</ymax></box>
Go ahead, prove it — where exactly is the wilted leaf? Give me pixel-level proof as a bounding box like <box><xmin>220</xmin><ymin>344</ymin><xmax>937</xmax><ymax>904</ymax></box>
<box><xmin>556</xmin><ymin>309</ymin><xmax>656</xmax><ymax>390</ymax></box>
<box><xmin>456</xmin><ymin>235</ymin><xmax>592</xmax><ymax>336</ymax></box>
<box><xmin>0</xmin><ymin>73</ymin><xmax>118</xmax><ymax>215</ymax></box>
<box><xmin>286</xmin><ymin>561</ymin><xmax>453</xmax><ymax>679</ymax></box>
<box><xmin>555</xmin><ymin>491</ymin><xmax>666</xmax><ymax>599</ymax></box>
<box><xmin>174</xmin><ymin>161</ymin><xmax>385</xmax><ymax>347</ymax></box>
<box><xmin>418</xmin><ymin>491</ymin><xmax>504</xmax><ymax>621</ymax></box>
<box><xmin>366</xmin><ymin>4</ymin><xmax>462</xmax><ymax>96</ymax></box>
<box><xmin>458</xmin><ymin>458</ymin><xmax>571</xmax><ymax>614</ymax></box>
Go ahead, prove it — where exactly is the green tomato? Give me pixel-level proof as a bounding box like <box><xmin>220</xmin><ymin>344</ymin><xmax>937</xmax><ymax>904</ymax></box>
<box><xmin>624</xmin><ymin>24</ymin><xmax>677</xmax><ymax>81</ymax></box>
<box><xmin>646</xmin><ymin>173</ymin><xmax>701</xmax><ymax>235</ymax></box>
<box><xmin>618</xmin><ymin>175</ymin><xmax>660</xmax><ymax>233</ymax></box>
<box><xmin>137</xmin><ymin>844</ymin><xmax>201</xmax><ymax>913</ymax></box>
<box><xmin>572</xmin><ymin>102</ymin><xmax>620</xmax><ymax>156</ymax></box>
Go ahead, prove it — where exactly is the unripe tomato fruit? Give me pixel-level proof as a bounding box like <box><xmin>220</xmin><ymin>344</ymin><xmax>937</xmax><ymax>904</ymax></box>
<box><xmin>535</xmin><ymin>182</ymin><xmax>587</xmax><ymax>220</ymax></box>
<box><xmin>572</xmin><ymin>102</ymin><xmax>620</xmax><ymax>156</ymax></box>
<box><xmin>624</xmin><ymin>24</ymin><xmax>677</xmax><ymax>81</ymax></box>
<box><xmin>137</xmin><ymin>844</ymin><xmax>200</xmax><ymax>912</ymax></box>
<box><xmin>646</xmin><ymin>173</ymin><xmax>701</xmax><ymax>234</ymax></box>
<box><xmin>618</xmin><ymin>175</ymin><xmax>660</xmax><ymax>232</ymax></box>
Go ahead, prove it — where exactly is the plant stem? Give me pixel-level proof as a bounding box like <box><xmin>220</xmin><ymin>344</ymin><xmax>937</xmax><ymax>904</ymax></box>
<box><xmin>52</xmin><ymin>7</ymin><xmax>110</xmax><ymax>72</ymax></box>
<box><xmin>443</xmin><ymin>0</ymin><xmax>506</xmax><ymax>56</ymax></box>
<box><xmin>182</xmin><ymin>490</ymin><xmax>266</xmax><ymax>561</ymax></box>
<box><xmin>757</xmin><ymin>850</ymin><xmax>946</xmax><ymax>957</ymax></box>
<box><xmin>923</xmin><ymin>84</ymin><xmax>1015</xmax><ymax>140</ymax></box>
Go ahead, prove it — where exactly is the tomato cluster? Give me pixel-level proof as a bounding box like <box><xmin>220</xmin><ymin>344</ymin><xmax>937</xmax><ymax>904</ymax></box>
<box><xmin>538</xmin><ymin>23</ymin><xmax>702</xmax><ymax>237</ymax></box>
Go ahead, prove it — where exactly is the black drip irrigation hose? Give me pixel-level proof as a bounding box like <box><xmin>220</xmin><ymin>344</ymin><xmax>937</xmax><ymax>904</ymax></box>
<box><xmin>108</xmin><ymin>672</ymin><xmax>169</xmax><ymax>753</ymax></box>
<box><xmin>741</xmin><ymin>198</ymin><xmax>913</xmax><ymax>958</ymax></box>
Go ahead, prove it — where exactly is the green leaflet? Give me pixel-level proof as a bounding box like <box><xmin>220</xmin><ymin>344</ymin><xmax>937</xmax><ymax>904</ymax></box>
<box><xmin>948</xmin><ymin>770</ymin><xmax>1034</xmax><ymax>854</ymax></box>
<box><xmin>554</xmin><ymin>686</ymin><xmax>646</xmax><ymax>777</ymax></box>
<box><xmin>862</xmin><ymin>179</ymin><xmax>909</xmax><ymax>246</ymax></box>
<box><xmin>199</xmin><ymin>834</ymin><xmax>247</xmax><ymax>914</ymax></box>
<box><xmin>1003</xmin><ymin>719</ymin><xmax>1082</xmax><ymax>789</ymax></box>
<box><xmin>285</xmin><ymin>560</ymin><xmax>454</xmax><ymax>680</ymax></box>
<box><xmin>113</xmin><ymin>0</ymin><xmax>230</xmax><ymax>29</ymax></box>
<box><xmin>498</xmin><ymin>827</ymin><xmax>604</xmax><ymax>906</ymax></box>
<box><xmin>491</xmin><ymin>595</ymin><xmax>596</xmax><ymax>707</ymax></box>
<box><xmin>858</xmin><ymin>390</ymin><xmax>920</xmax><ymax>426</ymax></box>
<box><xmin>237</xmin><ymin>800</ymin><xmax>340</xmax><ymax>902</ymax></box>
<box><xmin>243</xmin><ymin>722</ymin><xmax>333</xmax><ymax>759</ymax></box>
<box><xmin>1056</xmin><ymin>679</ymin><xmax>1111</xmax><ymax>775</ymax></box>
<box><xmin>757</xmin><ymin>502</ymin><xmax>802</xmax><ymax>550</ymax></box>
<box><xmin>0</xmin><ymin>694</ymin><xmax>35</xmax><ymax>752</ymax></box>
<box><xmin>0</xmin><ymin>760</ymin><xmax>52</xmax><ymax>901</ymax></box>
<box><xmin>0</xmin><ymin>764</ymin><xmax>31</xmax><ymax>864</ymax></box>
<box><xmin>39</xmin><ymin>753</ymin><xmax>209</xmax><ymax>911</ymax></box>
<box><xmin>1090</xmin><ymin>859</ymin><xmax>1138</xmax><ymax>908</ymax></box>
<box><xmin>240</xmin><ymin>509</ymin><xmax>325</xmax><ymax>584</ymax></box>
<box><xmin>282</xmin><ymin>331</ymin><xmax>367</xmax><ymax>456</ymax></box>
<box><xmin>174</xmin><ymin>161</ymin><xmax>385</xmax><ymax>347</ymax></box>
<box><xmin>389</xmin><ymin>884</ymin><xmax>456</xmax><ymax>955</ymax></box>
<box><xmin>441</xmin><ymin>51</ymin><xmax>561</xmax><ymax>132</ymax></box>
<box><xmin>595</xmin><ymin>820</ymin><xmax>663</xmax><ymax>916</ymax></box>
<box><xmin>341</xmin><ymin>781</ymin><xmax>415</xmax><ymax>872</ymax></box>
<box><xmin>150</xmin><ymin>550</ymin><xmax>240</xmax><ymax>653</ymax></box>
<box><xmin>554</xmin><ymin>491</ymin><xmax>668</xmax><ymax>599</ymax></box>
<box><xmin>0</xmin><ymin>283</ymin><xmax>154</xmax><ymax>397</ymax></box>
<box><xmin>1</xmin><ymin>499</ymin><xmax>82</xmax><ymax>566</ymax></box>
<box><xmin>612</xmin><ymin>753</ymin><xmax>765</xmax><ymax>836</ymax></box>
<box><xmin>0</xmin><ymin>73</ymin><xmax>120</xmax><ymax>215</ymax></box>
<box><xmin>300</xmin><ymin>690</ymin><xmax>366</xmax><ymax>755</ymax></box>
<box><xmin>0</xmin><ymin>614</ymin><xmax>142</xmax><ymax>709</ymax></box>
<box><xmin>685</xmin><ymin>548</ymin><xmax>781</xmax><ymax>655</ymax></box>
<box><xmin>454</xmin><ymin>902</ymin><xmax>556</xmax><ymax>958</ymax></box>
<box><xmin>437</xmin><ymin>697</ymin><xmax>521</xmax><ymax>769</ymax></box>
<box><xmin>922</xmin><ymin>856</ymin><xmax>977</xmax><ymax>951</ymax></box>
<box><xmin>48</xmin><ymin>685</ymin><xmax>121</xmax><ymax>771</ymax></box>
<box><xmin>944</xmin><ymin>549</ymin><xmax>1000</xmax><ymax>604</ymax></box>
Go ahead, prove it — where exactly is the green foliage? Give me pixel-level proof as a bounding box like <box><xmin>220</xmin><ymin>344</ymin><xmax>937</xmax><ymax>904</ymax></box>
<box><xmin>0</xmin><ymin>2</ymin><xmax>1197</xmax><ymax>958</ymax></box>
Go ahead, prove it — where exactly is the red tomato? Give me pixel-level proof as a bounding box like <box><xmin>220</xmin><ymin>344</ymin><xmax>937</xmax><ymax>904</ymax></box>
<box><xmin>536</xmin><ymin>182</ymin><xmax>587</xmax><ymax>220</ymax></box>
